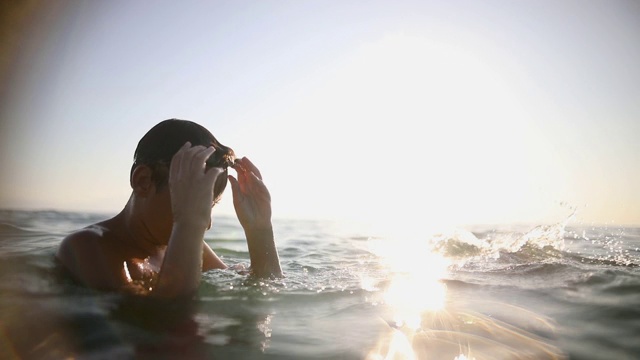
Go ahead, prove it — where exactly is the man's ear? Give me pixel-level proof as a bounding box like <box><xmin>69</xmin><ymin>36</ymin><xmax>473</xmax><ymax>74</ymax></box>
<box><xmin>131</xmin><ymin>165</ymin><xmax>153</xmax><ymax>197</ymax></box>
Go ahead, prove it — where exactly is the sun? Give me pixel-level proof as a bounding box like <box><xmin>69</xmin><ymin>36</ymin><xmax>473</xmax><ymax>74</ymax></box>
<box><xmin>260</xmin><ymin>32</ymin><xmax>547</xmax><ymax>226</ymax></box>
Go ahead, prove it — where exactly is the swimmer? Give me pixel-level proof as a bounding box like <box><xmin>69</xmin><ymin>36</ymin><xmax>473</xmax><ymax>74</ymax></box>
<box><xmin>56</xmin><ymin>119</ymin><xmax>282</xmax><ymax>297</ymax></box>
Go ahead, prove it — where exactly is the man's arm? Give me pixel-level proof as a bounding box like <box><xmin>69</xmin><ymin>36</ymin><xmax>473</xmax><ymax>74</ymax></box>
<box><xmin>229</xmin><ymin>157</ymin><xmax>283</xmax><ymax>278</ymax></box>
<box><xmin>202</xmin><ymin>241</ymin><xmax>227</xmax><ymax>271</ymax></box>
<box><xmin>154</xmin><ymin>143</ymin><xmax>225</xmax><ymax>297</ymax></box>
<box><xmin>244</xmin><ymin>227</ymin><xmax>282</xmax><ymax>278</ymax></box>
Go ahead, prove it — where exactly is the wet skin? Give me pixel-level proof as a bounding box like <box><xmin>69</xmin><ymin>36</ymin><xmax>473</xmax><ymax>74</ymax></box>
<box><xmin>57</xmin><ymin>143</ymin><xmax>282</xmax><ymax>297</ymax></box>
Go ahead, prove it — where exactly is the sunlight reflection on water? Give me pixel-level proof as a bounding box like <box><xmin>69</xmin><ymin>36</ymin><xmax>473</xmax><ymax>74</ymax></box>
<box><xmin>363</xmin><ymin>230</ymin><xmax>567</xmax><ymax>360</ymax></box>
<box><xmin>367</xmin><ymin>236</ymin><xmax>449</xmax><ymax>328</ymax></box>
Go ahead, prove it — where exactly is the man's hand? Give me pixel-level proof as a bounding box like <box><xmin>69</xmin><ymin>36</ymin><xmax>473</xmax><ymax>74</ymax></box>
<box><xmin>229</xmin><ymin>157</ymin><xmax>272</xmax><ymax>231</ymax></box>
<box><xmin>169</xmin><ymin>142</ymin><xmax>224</xmax><ymax>228</ymax></box>
<box><xmin>229</xmin><ymin>157</ymin><xmax>282</xmax><ymax>278</ymax></box>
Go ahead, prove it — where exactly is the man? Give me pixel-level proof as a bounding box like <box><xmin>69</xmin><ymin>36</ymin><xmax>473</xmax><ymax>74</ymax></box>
<box><xmin>56</xmin><ymin>119</ymin><xmax>282</xmax><ymax>298</ymax></box>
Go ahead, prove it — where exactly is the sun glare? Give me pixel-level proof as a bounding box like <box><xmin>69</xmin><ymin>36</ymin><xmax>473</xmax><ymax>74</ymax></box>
<box><xmin>364</xmin><ymin>228</ymin><xmax>564</xmax><ymax>360</ymax></box>
<box><xmin>368</xmin><ymin>235</ymin><xmax>450</xmax><ymax>327</ymax></box>
<box><xmin>268</xmin><ymin>32</ymin><xmax>543</xmax><ymax>226</ymax></box>
<box><xmin>365</xmin><ymin>230</ymin><xmax>450</xmax><ymax>359</ymax></box>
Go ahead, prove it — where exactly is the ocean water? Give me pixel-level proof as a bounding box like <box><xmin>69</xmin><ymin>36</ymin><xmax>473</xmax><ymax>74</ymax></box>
<box><xmin>0</xmin><ymin>209</ymin><xmax>638</xmax><ymax>360</ymax></box>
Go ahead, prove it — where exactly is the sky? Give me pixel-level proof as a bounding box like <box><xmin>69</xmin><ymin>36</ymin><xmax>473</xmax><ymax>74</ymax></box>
<box><xmin>1</xmin><ymin>0</ymin><xmax>639</xmax><ymax>227</ymax></box>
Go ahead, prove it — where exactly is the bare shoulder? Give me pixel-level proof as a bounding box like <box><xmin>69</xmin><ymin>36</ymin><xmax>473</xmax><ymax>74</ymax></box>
<box><xmin>57</xmin><ymin>224</ymin><xmax>108</xmax><ymax>263</ymax></box>
<box><xmin>56</xmin><ymin>222</ymin><xmax>126</xmax><ymax>290</ymax></box>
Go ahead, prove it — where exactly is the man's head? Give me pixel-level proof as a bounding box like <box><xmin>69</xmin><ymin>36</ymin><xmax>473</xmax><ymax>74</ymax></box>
<box><xmin>131</xmin><ymin>119</ymin><xmax>235</xmax><ymax>202</ymax></box>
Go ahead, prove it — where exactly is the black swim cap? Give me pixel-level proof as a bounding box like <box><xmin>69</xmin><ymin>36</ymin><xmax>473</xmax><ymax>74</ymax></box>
<box><xmin>131</xmin><ymin>119</ymin><xmax>235</xmax><ymax>191</ymax></box>
<box><xmin>133</xmin><ymin>119</ymin><xmax>232</xmax><ymax>165</ymax></box>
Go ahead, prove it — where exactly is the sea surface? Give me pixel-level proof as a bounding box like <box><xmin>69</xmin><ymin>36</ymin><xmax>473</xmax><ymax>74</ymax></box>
<box><xmin>0</xmin><ymin>209</ymin><xmax>638</xmax><ymax>360</ymax></box>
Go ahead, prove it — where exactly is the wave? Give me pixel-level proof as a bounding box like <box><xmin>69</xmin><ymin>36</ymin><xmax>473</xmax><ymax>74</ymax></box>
<box><xmin>0</xmin><ymin>222</ymin><xmax>40</xmax><ymax>235</ymax></box>
<box><xmin>430</xmin><ymin>220</ymin><xmax>569</xmax><ymax>259</ymax></box>
<box><xmin>425</xmin><ymin>212</ymin><xmax>639</xmax><ymax>270</ymax></box>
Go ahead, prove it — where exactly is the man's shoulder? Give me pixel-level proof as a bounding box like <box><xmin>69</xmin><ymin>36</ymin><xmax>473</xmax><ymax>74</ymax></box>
<box><xmin>56</xmin><ymin>223</ymin><xmax>116</xmax><ymax>263</ymax></box>
<box><xmin>60</xmin><ymin>224</ymin><xmax>110</xmax><ymax>247</ymax></box>
<box><xmin>56</xmin><ymin>221</ymin><xmax>127</xmax><ymax>290</ymax></box>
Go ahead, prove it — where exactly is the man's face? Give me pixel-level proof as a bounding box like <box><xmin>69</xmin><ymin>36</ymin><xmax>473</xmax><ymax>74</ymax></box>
<box><xmin>142</xmin><ymin>183</ymin><xmax>174</xmax><ymax>245</ymax></box>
